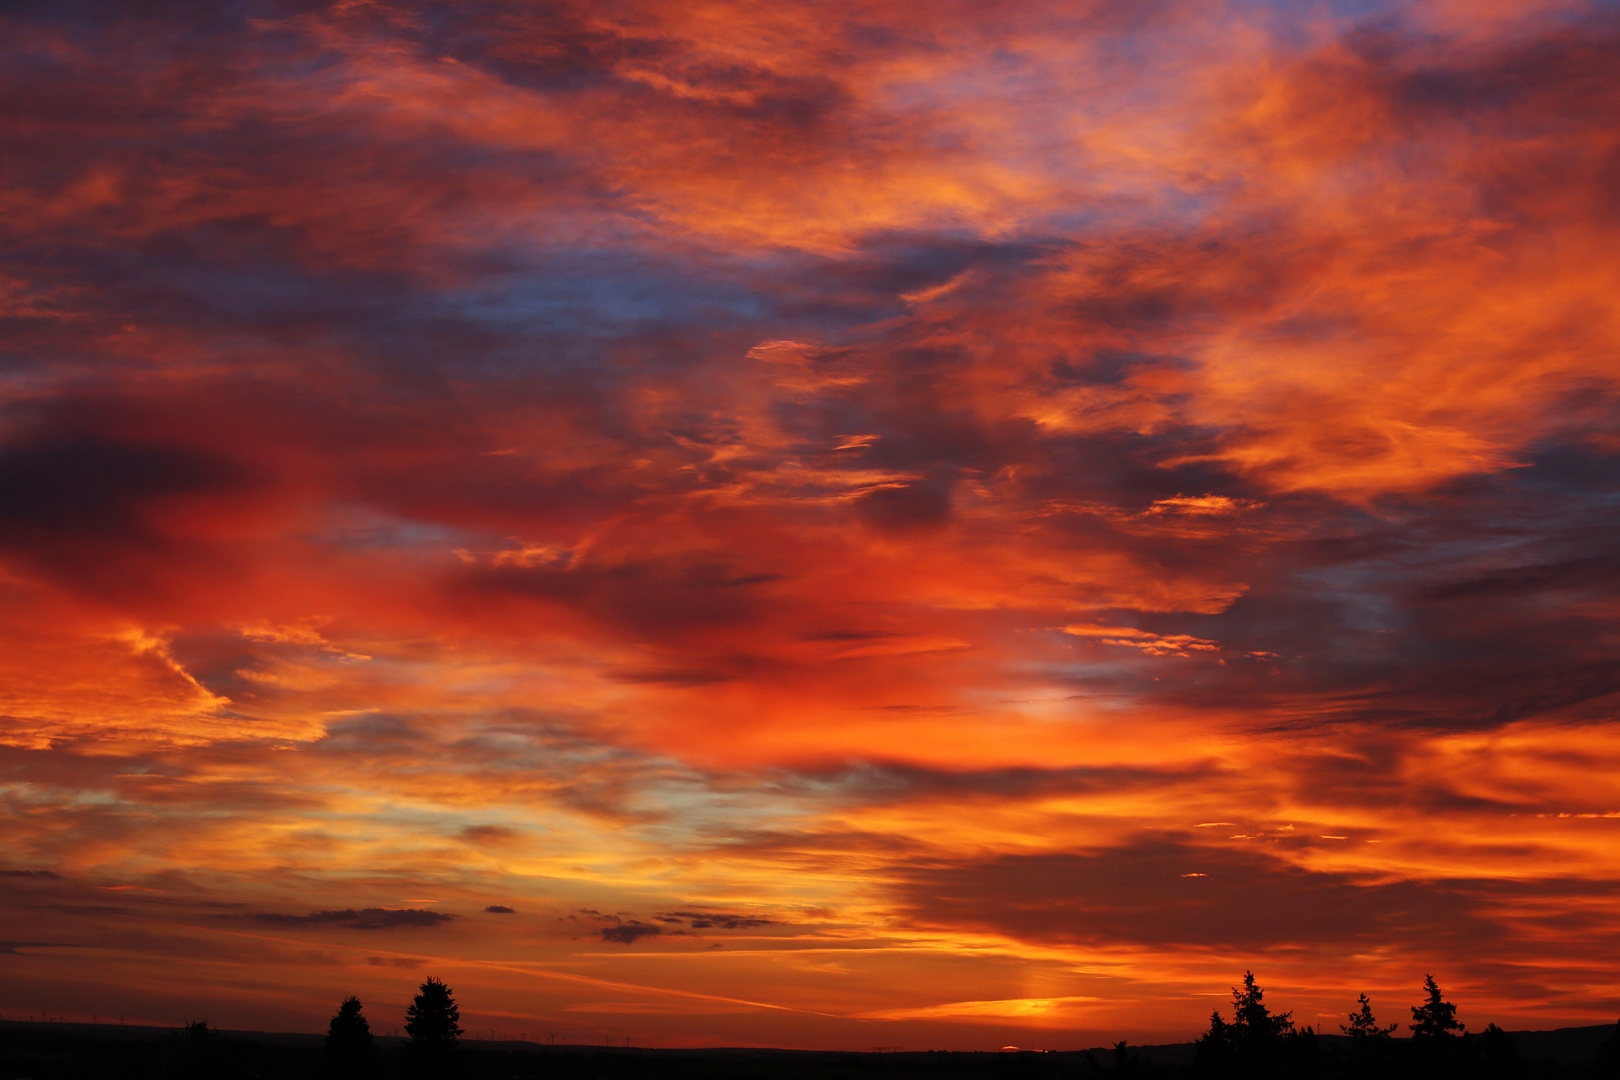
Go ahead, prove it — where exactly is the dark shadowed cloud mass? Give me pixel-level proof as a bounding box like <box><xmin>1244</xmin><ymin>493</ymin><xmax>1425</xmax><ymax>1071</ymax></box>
<box><xmin>251</xmin><ymin>908</ymin><xmax>457</xmax><ymax>930</ymax></box>
<box><xmin>2</xmin><ymin>0</ymin><xmax>1620</xmax><ymax>1050</ymax></box>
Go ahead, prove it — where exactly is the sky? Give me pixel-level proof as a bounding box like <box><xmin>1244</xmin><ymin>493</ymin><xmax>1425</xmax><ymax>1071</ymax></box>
<box><xmin>3</xmin><ymin>0</ymin><xmax>1620</xmax><ymax>1052</ymax></box>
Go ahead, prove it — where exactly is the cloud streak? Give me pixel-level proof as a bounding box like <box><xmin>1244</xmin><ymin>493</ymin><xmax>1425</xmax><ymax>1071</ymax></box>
<box><xmin>251</xmin><ymin>909</ymin><xmax>458</xmax><ymax>931</ymax></box>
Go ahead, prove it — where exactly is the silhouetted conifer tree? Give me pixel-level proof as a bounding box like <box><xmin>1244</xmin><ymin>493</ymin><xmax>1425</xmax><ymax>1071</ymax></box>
<box><xmin>1230</xmin><ymin>969</ymin><xmax>1294</xmax><ymax>1071</ymax></box>
<box><xmin>1231</xmin><ymin>970</ymin><xmax>1294</xmax><ymax>1042</ymax></box>
<box><xmin>1408</xmin><ymin>974</ymin><xmax>1467</xmax><ymax>1079</ymax></box>
<box><xmin>1110</xmin><ymin>1039</ymin><xmax>1141</xmax><ymax>1076</ymax></box>
<box><xmin>1192</xmin><ymin>973</ymin><xmax>1302</xmax><ymax>1079</ymax></box>
<box><xmin>1341</xmin><ymin>993</ymin><xmax>1397</xmax><ymax>1041</ymax></box>
<box><xmin>1341</xmin><ymin>993</ymin><xmax>1397</xmax><ymax>1075</ymax></box>
<box><xmin>405</xmin><ymin>976</ymin><xmax>463</xmax><ymax>1074</ymax></box>
<box><xmin>325</xmin><ymin>995</ymin><xmax>376</xmax><ymax>1076</ymax></box>
<box><xmin>1192</xmin><ymin>1011</ymin><xmax>1235</xmax><ymax>1078</ymax></box>
<box><xmin>1410</xmin><ymin>974</ymin><xmax>1465</xmax><ymax>1039</ymax></box>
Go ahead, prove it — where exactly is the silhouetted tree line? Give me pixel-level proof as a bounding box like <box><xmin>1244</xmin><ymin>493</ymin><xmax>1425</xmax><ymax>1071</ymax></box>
<box><xmin>7</xmin><ymin>972</ymin><xmax>1620</xmax><ymax>1079</ymax></box>
<box><xmin>1183</xmin><ymin>970</ymin><xmax>1620</xmax><ymax>1080</ymax></box>
<box><xmin>322</xmin><ymin>976</ymin><xmax>462</xmax><ymax>1077</ymax></box>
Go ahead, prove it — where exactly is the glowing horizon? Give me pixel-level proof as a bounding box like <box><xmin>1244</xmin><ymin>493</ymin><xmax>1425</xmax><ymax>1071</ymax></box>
<box><xmin>4</xmin><ymin>0</ymin><xmax>1620</xmax><ymax>1051</ymax></box>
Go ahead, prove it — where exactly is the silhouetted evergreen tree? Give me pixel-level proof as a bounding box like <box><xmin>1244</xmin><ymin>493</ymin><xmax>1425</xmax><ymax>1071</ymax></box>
<box><xmin>1410</xmin><ymin>974</ymin><xmax>1465</xmax><ymax>1040</ymax></box>
<box><xmin>1191</xmin><ymin>973</ymin><xmax>1307</xmax><ymax>1078</ymax></box>
<box><xmin>1231</xmin><ymin>970</ymin><xmax>1294</xmax><ymax>1076</ymax></box>
<box><xmin>1340</xmin><ymin>993</ymin><xmax>1397</xmax><ymax>1074</ymax></box>
<box><xmin>1231</xmin><ymin>971</ymin><xmax>1295</xmax><ymax>1043</ymax></box>
<box><xmin>1408</xmin><ymin>974</ymin><xmax>1467</xmax><ymax>1079</ymax></box>
<box><xmin>1192</xmin><ymin>1010</ymin><xmax>1236</xmax><ymax>1078</ymax></box>
<box><xmin>1342</xmin><ymin>993</ymin><xmax>1397</xmax><ymax>1041</ymax></box>
<box><xmin>325</xmin><ymin>995</ymin><xmax>376</xmax><ymax>1076</ymax></box>
<box><xmin>405</xmin><ymin>976</ymin><xmax>463</xmax><ymax>1074</ymax></box>
<box><xmin>1109</xmin><ymin>1039</ymin><xmax>1143</xmax><ymax>1076</ymax></box>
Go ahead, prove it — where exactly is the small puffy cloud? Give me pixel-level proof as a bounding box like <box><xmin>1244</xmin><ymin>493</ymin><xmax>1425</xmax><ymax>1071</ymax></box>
<box><xmin>600</xmin><ymin>923</ymin><xmax>662</xmax><ymax>944</ymax></box>
<box><xmin>460</xmin><ymin>825</ymin><xmax>525</xmax><ymax>847</ymax></box>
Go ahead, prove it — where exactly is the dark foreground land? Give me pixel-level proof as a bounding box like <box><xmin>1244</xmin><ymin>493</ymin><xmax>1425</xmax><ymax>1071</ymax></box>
<box><xmin>3</xmin><ymin>1020</ymin><xmax>1620</xmax><ymax>1080</ymax></box>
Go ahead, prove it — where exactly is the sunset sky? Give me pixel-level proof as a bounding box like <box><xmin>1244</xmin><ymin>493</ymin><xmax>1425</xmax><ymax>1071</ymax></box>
<box><xmin>4</xmin><ymin>0</ymin><xmax>1620</xmax><ymax>1051</ymax></box>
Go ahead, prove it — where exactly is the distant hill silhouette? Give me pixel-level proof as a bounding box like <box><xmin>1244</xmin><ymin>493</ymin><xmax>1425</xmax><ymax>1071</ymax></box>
<box><xmin>4</xmin><ymin>1017</ymin><xmax>1619</xmax><ymax>1079</ymax></box>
